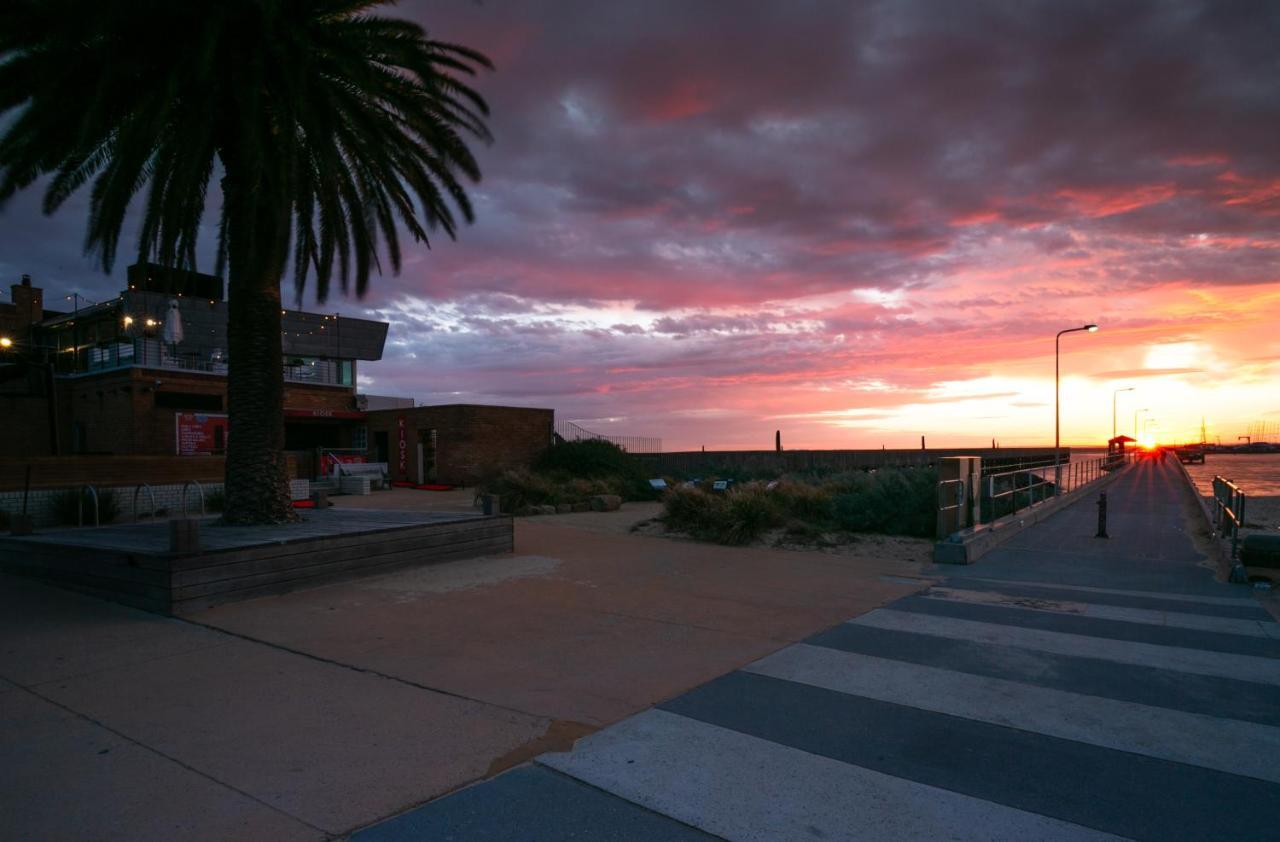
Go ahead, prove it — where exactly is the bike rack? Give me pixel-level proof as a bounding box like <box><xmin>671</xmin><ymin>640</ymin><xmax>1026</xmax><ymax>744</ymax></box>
<box><xmin>181</xmin><ymin>480</ymin><xmax>205</xmax><ymax>517</ymax></box>
<box><xmin>78</xmin><ymin>484</ymin><xmax>100</xmax><ymax>528</ymax></box>
<box><xmin>132</xmin><ymin>483</ymin><xmax>158</xmax><ymax>523</ymax></box>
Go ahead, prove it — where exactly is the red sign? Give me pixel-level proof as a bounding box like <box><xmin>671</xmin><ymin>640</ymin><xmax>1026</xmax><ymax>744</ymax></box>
<box><xmin>397</xmin><ymin>416</ymin><xmax>408</xmax><ymax>479</ymax></box>
<box><xmin>321</xmin><ymin>452</ymin><xmax>367</xmax><ymax>477</ymax></box>
<box><xmin>175</xmin><ymin>413</ymin><xmax>228</xmax><ymax>456</ymax></box>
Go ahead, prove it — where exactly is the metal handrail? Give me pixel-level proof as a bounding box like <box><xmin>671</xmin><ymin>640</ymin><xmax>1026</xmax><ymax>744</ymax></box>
<box><xmin>132</xmin><ymin>483</ymin><xmax>158</xmax><ymax>523</ymax></box>
<box><xmin>1212</xmin><ymin>476</ymin><xmax>1246</xmax><ymax>559</ymax></box>
<box><xmin>983</xmin><ymin>452</ymin><xmax>1132</xmax><ymax>521</ymax></box>
<box><xmin>78</xmin><ymin>484</ymin><xmax>100</xmax><ymax>528</ymax></box>
<box><xmin>181</xmin><ymin>480</ymin><xmax>205</xmax><ymax>517</ymax></box>
<box><xmin>937</xmin><ymin>478</ymin><xmax>967</xmax><ymax>513</ymax></box>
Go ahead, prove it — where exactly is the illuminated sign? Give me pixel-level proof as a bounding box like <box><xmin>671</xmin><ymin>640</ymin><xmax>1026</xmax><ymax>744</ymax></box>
<box><xmin>175</xmin><ymin>413</ymin><xmax>228</xmax><ymax>456</ymax></box>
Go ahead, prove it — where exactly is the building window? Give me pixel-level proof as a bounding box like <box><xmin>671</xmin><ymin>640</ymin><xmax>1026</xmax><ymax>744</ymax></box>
<box><xmin>352</xmin><ymin>425</ymin><xmax>368</xmax><ymax>450</ymax></box>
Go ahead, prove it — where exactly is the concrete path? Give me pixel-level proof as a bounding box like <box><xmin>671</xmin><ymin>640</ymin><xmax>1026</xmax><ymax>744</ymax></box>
<box><xmin>0</xmin><ymin>513</ymin><xmax>924</xmax><ymax>839</ymax></box>
<box><xmin>362</xmin><ymin>457</ymin><xmax>1280</xmax><ymax>840</ymax></box>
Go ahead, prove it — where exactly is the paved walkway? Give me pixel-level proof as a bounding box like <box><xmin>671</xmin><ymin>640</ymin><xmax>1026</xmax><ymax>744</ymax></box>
<box><xmin>0</xmin><ymin>510</ymin><xmax>923</xmax><ymax>839</ymax></box>
<box><xmin>358</xmin><ymin>457</ymin><xmax>1280</xmax><ymax>840</ymax></box>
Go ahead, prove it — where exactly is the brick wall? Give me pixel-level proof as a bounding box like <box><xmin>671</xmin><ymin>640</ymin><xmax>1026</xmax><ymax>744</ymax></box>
<box><xmin>366</xmin><ymin>404</ymin><xmax>553</xmax><ymax>485</ymax></box>
<box><xmin>0</xmin><ymin>393</ymin><xmax>55</xmax><ymax>457</ymax></box>
<box><xmin>4</xmin><ymin>366</ymin><xmax>360</xmax><ymax>458</ymax></box>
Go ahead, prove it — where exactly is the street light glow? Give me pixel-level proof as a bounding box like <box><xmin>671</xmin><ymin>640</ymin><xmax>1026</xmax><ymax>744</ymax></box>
<box><xmin>1086</xmin><ymin>324</ymin><xmax>1099</xmax><ymax>332</ymax></box>
<box><xmin>0</xmin><ymin>336</ymin><xmax>12</xmax><ymax>348</ymax></box>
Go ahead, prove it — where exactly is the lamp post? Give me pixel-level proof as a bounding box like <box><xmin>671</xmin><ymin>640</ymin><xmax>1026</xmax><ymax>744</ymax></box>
<box><xmin>1135</xmin><ymin>407</ymin><xmax>1148</xmax><ymax>438</ymax></box>
<box><xmin>1112</xmin><ymin>387</ymin><xmax>1134</xmax><ymax>439</ymax></box>
<box><xmin>1056</xmin><ymin>324</ymin><xmax>1099</xmax><ymax>492</ymax></box>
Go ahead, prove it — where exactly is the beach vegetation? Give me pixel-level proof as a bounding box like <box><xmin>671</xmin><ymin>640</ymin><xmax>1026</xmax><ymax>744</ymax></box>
<box><xmin>660</xmin><ymin>467</ymin><xmax>937</xmax><ymax>544</ymax></box>
<box><xmin>481</xmin><ymin>439</ymin><xmax>661</xmax><ymax>513</ymax></box>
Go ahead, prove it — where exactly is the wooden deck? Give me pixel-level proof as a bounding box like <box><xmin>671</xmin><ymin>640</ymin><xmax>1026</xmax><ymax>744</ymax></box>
<box><xmin>0</xmin><ymin>508</ymin><xmax>513</xmax><ymax>615</ymax></box>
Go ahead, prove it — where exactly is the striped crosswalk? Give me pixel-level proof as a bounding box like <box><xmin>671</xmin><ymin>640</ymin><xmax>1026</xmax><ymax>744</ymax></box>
<box><xmin>353</xmin><ymin>460</ymin><xmax>1280</xmax><ymax>841</ymax></box>
<box><xmin>356</xmin><ymin>576</ymin><xmax>1280</xmax><ymax>841</ymax></box>
<box><xmin>539</xmin><ymin>581</ymin><xmax>1280</xmax><ymax>840</ymax></box>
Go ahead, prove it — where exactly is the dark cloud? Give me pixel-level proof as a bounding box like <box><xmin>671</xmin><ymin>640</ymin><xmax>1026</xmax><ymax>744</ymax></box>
<box><xmin>2</xmin><ymin>0</ymin><xmax>1277</xmax><ymax>445</ymax></box>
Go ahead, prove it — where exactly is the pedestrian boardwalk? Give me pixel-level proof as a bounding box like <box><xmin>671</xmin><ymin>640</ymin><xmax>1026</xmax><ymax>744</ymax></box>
<box><xmin>355</xmin><ymin>458</ymin><xmax>1280</xmax><ymax>841</ymax></box>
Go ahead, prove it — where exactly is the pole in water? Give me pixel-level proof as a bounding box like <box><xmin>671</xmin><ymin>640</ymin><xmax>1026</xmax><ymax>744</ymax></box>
<box><xmin>1096</xmin><ymin>492</ymin><xmax>1108</xmax><ymax>539</ymax></box>
<box><xmin>921</xmin><ymin>435</ymin><xmax>926</xmax><ymax>451</ymax></box>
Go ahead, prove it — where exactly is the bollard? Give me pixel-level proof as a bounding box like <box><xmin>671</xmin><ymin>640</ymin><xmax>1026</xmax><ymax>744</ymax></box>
<box><xmin>310</xmin><ymin>488</ymin><xmax>329</xmax><ymax>509</ymax></box>
<box><xmin>1095</xmin><ymin>492</ymin><xmax>1108</xmax><ymax>539</ymax></box>
<box><xmin>169</xmin><ymin>518</ymin><xmax>201</xmax><ymax>553</ymax></box>
<box><xmin>481</xmin><ymin>494</ymin><xmax>500</xmax><ymax>516</ymax></box>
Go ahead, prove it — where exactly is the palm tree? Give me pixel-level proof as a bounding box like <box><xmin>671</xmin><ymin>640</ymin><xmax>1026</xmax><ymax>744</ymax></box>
<box><xmin>0</xmin><ymin>1</ymin><xmax>491</xmax><ymax>523</ymax></box>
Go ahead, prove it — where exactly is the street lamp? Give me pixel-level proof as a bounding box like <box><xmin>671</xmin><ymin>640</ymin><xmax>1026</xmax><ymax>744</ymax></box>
<box><xmin>1056</xmin><ymin>324</ymin><xmax>1098</xmax><ymax>492</ymax></box>
<box><xmin>1112</xmin><ymin>387</ymin><xmax>1134</xmax><ymax>439</ymax></box>
<box><xmin>1135</xmin><ymin>407</ymin><xmax>1148</xmax><ymax>438</ymax></box>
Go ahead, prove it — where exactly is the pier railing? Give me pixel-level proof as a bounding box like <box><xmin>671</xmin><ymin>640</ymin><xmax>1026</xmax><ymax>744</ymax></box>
<box><xmin>972</xmin><ymin>452</ymin><xmax>1134</xmax><ymax>525</ymax></box>
<box><xmin>1212</xmin><ymin>476</ymin><xmax>1246</xmax><ymax>559</ymax></box>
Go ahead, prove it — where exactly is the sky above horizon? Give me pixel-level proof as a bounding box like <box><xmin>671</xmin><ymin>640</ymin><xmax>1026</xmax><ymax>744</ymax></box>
<box><xmin>2</xmin><ymin>0</ymin><xmax>1278</xmax><ymax>449</ymax></box>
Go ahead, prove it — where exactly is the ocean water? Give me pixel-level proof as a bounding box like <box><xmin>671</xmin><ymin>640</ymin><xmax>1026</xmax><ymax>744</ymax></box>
<box><xmin>1183</xmin><ymin>453</ymin><xmax>1279</xmax><ymax>534</ymax></box>
<box><xmin>1183</xmin><ymin>454</ymin><xmax>1280</xmax><ymax>498</ymax></box>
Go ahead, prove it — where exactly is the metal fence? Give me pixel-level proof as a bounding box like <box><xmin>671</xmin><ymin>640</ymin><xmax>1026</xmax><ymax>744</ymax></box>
<box><xmin>553</xmin><ymin>420</ymin><xmax>662</xmax><ymax>454</ymax></box>
<box><xmin>984</xmin><ymin>454</ymin><xmax>1118</xmax><ymax>521</ymax></box>
<box><xmin>1212</xmin><ymin>475</ymin><xmax>1246</xmax><ymax>559</ymax></box>
<box><xmin>939</xmin><ymin>452</ymin><xmax>1134</xmax><ymax>529</ymax></box>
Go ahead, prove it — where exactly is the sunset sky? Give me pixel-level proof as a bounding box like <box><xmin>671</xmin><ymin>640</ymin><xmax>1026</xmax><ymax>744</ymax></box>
<box><xmin>1</xmin><ymin>0</ymin><xmax>1277</xmax><ymax>450</ymax></box>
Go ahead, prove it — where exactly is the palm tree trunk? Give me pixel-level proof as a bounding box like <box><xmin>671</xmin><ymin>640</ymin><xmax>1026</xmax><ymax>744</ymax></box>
<box><xmin>220</xmin><ymin>168</ymin><xmax>299</xmax><ymax>525</ymax></box>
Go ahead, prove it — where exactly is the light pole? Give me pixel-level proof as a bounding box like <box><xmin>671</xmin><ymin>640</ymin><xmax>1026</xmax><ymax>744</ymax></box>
<box><xmin>1112</xmin><ymin>387</ymin><xmax>1134</xmax><ymax>440</ymax></box>
<box><xmin>1135</xmin><ymin>407</ymin><xmax>1148</xmax><ymax>438</ymax></box>
<box><xmin>1056</xmin><ymin>324</ymin><xmax>1099</xmax><ymax>492</ymax></box>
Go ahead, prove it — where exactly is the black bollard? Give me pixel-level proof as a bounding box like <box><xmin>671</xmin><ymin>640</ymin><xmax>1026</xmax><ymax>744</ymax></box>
<box><xmin>1095</xmin><ymin>492</ymin><xmax>1108</xmax><ymax>539</ymax></box>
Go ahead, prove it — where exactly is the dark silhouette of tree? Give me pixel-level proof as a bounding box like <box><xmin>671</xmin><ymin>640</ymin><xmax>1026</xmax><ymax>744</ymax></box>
<box><xmin>0</xmin><ymin>1</ymin><xmax>491</xmax><ymax>523</ymax></box>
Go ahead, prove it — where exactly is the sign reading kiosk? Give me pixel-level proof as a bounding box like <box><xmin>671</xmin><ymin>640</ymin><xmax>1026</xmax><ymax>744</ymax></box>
<box><xmin>175</xmin><ymin>412</ymin><xmax>229</xmax><ymax>456</ymax></box>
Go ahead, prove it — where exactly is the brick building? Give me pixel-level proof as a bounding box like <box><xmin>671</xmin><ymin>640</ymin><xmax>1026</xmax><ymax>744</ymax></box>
<box><xmin>366</xmin><ymin>404</ymin><xmax>553</xmax><ymax>486</ymax></box>
<box><xmin>0</xmin><ymin>266</ymin><xmax>386</xmax><ymax>474</ymax></box>
<box><xmin>2</xmin><ymin>268</ymin><xmax>556</xmax><ymax>486</ymax></box>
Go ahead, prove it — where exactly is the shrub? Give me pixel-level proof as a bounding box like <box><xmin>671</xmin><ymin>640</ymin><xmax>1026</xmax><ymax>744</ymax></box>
<box><xmin>535</xmin><ymin>439</ymin><xmax>658</xmax><ymax>501</ymax></box>
<box><xmin>536</xmin><ymin>439</ymin><xmax>634</xmax><ymax>479</ymax></box>
<box><xmin>50</xmin><ymin>487</ymin><xmax>120</xmax><ymax>525</ymax></box>
<box><xmin>720</xmin><ymin>483</ymin><xmax>783</xmax><ymax>545</ymax></box>
<box><xmin>661</xmin><ymin>485</ymin><xmax>728</xmax><ymax>538</ymax></box>
<box><xmin>661</xmin><ymin>483</ymin><xmax>783</xmax><ymax>545</ymax></box>
<box><xmin>773</xmin><ymin>480</ymin><xmax>834</xmax><ymax>522</ymax></box>
<box><xmin>480</xmin><ymin>469</ymin><xmax>561</xmax><ymax>513</ymax></box>
<box><xmin>828</xmin><ymin>467</ymin><xmax>935</xmax><ymax>537</ymax></box>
